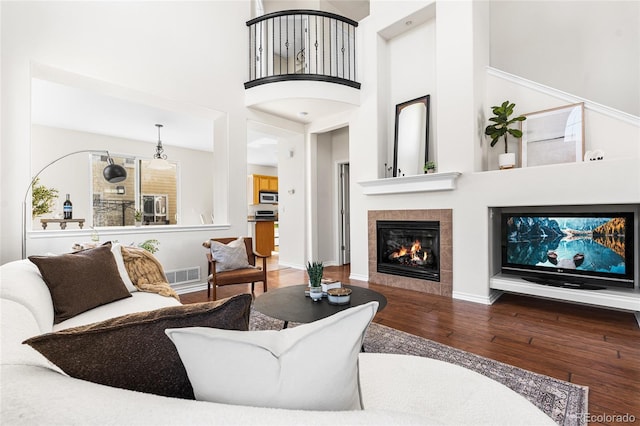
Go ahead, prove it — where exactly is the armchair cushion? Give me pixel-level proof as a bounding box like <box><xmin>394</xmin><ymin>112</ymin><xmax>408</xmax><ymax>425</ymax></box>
<box><xmin>209</xmin><ymin>237</ymin><xmax>253</xmax><ymax>272</ymax></box>
<box><xmin>24</xmin><ymin>294</ymin><xmax>252</xmax><ymax>399</ymax></box>
<box><xmin>210</xmin><ymin>268</ymin><xmax>265</xmax><ymax>286</ymax></box>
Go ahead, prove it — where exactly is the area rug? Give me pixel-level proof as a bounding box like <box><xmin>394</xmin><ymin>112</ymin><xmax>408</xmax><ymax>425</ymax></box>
<box><xmin>250</xmin><ymin>309</ymin><xmax>588</xmax><ymax>426</ymax></box>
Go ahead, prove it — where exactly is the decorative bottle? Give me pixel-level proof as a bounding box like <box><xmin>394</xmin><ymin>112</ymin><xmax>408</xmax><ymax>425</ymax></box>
<box><xmin>63</xmin><ymin>194</ymin><xmax>73</xmax><ymax>219</ymax></box>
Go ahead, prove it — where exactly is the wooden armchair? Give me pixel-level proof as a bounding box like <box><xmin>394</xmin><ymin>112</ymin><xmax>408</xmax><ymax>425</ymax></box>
<box><xmin>203</xmin><ymin>237</ymin><xmax>268</xmax><ymax>300</ymax></box>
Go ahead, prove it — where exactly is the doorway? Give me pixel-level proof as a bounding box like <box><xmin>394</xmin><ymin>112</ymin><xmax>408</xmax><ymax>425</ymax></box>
<box><xmin>338</xmin><ymin>162</ymin><xmax>351</xmax><ymax>265</ymax></box>
<box><xmin>247</xmin><ymin>120</ymin><xmax>305</xmax><ymax>269</ymax></box>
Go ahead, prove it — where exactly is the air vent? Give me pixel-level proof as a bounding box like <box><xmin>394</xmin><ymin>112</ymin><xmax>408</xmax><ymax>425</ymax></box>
<box><xmin>165</xmin><ymin>267</ymin><xmax>200</xmax><ymax>285</ymax></box>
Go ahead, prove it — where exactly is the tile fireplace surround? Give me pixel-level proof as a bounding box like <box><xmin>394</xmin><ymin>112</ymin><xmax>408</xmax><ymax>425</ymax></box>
<box><xmin>368</xmin><ymin>209</ymin><xmax>453</xmax><ymax>296</ymax></box>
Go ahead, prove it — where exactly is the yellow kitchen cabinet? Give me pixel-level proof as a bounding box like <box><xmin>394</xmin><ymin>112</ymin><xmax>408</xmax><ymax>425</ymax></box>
<box><xmin>255</xmin><ymin>221</ymin><xmax>275</xmax><ymax>255</ymax></box>
<box><xmin>251</xmin><ymin>174</ymin><xmax>278</xmax><ymax>204</ymax></box>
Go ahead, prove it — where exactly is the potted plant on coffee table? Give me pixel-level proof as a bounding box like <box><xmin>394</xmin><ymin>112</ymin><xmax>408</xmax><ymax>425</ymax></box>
<box><xmin>306</xmin><ymin>261</ymin><xmax>324</xmax><ymax>301</ymax></box>
<box><xmin>484</xmin><ymin>100</ymin><xmax>526</xmax><ymax>169</ymax></box>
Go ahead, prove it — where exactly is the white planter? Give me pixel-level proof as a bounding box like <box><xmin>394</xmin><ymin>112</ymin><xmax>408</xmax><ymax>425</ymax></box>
<box><xmin>309</xmin><ymin>286</ymin><xmax>323</xmax><ymax>301</ymax></box>
<box><xmin>499</xmin><ymin>153</ymin><xmax>516</xmax><ymax>170</ymax></box>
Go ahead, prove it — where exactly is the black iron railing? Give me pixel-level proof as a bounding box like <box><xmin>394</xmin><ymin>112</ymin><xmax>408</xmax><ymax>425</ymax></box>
<box><xmin>245</xmin><ymin>10</ymin><xmax>360</xmax><ymax>89</ymax></box>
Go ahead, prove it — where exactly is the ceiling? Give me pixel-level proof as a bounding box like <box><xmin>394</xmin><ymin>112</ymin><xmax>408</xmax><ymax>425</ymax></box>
<box><xmin>326</xmin><ymin>0</ymin><xmax>370</xmax><ymax>21</ymax></box>
<box><xmin>249</xmin><ymin>96</ymin><xmax>357</xmax><ymax>125</ymax></box>
<box><xmin>31</xmin><ymin>78</ymin><xmax>215</xmax><ymax>152</ymax></box>
<box><xmin>247</xmin><ymin>128</ymin><xmax>279</xmax><ymax>167</ymax></box>
<box><xmin>31</xmin><ymin>78</ymin><xmax>292</xmax><ymax>168</ymax></box>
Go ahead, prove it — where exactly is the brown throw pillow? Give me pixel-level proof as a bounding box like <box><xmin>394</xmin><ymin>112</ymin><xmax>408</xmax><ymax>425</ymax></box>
<box><xmin>24</xmin><ymin>294</ymin><xmax>253</xmax><ymax>399</ymax></box>
<box><xmin>29</xmin><ymin>244</ymin><xmax>132</xmax><ymax>324</ymax></box>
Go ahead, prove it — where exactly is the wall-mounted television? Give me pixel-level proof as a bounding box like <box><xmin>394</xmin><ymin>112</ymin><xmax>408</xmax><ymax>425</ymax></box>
<box><xmin>501</xmin><ymin>212</ymin><xmax>635</xmax><ymax>290</ymax></box>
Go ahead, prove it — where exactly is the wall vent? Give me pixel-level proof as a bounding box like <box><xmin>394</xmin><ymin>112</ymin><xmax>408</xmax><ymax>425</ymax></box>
<box><xmin>165</xmin><ymin>267</ymin><xmax>200</xmax><ymax>285</ymax></box>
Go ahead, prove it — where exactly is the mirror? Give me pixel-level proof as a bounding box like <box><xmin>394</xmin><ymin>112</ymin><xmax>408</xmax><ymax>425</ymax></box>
<box><xmin>393</xmin><ymin>95</ymin><xmax>430</xmax><ymax>177</ymax></box>
<box><xmin>30</xmin><ymin>67</ymin><xmax>217</xmax><ymax>229</ymax></box>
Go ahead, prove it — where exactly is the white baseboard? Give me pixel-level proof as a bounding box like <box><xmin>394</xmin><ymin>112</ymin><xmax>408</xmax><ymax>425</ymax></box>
<box><xmin>174</xmin><ymin>282</ymin><xmax>207</xmax><ymax>295</ymax></box>
<box><xmin>453</xmin><ymin>290</ymin><xmax>503</xmax><ymax>305</ymax></box>
<box><xmin>349</xmin><ymin>273</ymin><xmax>369</xmax><ymax>282</ymax></box>
<box><xmin>277</xmin><ymin>261</ymin><xmax>304</xmax><ymax>270</ymax></box>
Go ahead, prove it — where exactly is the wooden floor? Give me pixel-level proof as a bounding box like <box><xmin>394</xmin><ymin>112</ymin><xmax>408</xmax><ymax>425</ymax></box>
<box><xmin>181</xmin><ymin>257</ymin><xmax>640</xmax><ymax>424</ymax></box>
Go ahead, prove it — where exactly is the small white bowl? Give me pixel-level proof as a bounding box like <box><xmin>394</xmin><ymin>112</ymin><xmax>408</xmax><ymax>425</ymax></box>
<box><xmin>327</xmin><ymin>287</ymin><xmax>352</xmax><ymax>305</ymax></box>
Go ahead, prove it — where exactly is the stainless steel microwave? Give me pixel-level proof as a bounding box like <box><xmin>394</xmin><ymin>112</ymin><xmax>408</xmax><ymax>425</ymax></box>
<box><xmin>259</xmin><ymin>191</ymin><xmax>278</xmax><ymax>204</ymax></box>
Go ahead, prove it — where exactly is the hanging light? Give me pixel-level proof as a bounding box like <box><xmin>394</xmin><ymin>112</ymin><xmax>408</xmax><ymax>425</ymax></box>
<box><xmin>148</xmin><ymin>123</ymin><xmax>172</xmax><ymax>170</ymax></box>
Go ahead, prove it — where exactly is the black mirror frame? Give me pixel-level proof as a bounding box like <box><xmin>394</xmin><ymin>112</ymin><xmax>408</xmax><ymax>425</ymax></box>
<box><xmin>393</xmin><ymin>94</ymin><xmax>430</xmax><ymax>177</ymax></box>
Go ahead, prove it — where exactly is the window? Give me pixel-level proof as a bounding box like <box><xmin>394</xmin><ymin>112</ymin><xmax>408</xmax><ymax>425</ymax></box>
<box><xmin>92</xmin><ymin>155</ymin><xmax>178</xmax><ymax>226</ymax></box>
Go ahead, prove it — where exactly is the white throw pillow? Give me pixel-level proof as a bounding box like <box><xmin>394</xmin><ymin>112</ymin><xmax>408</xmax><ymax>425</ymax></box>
<box><xmin>209</xmin><ymin>237</ymin><xmax>252</xmax><ymax>272</ymax></box>
<box><xmin>165</xmin><ymin>301</ymin><xmax>379</xmax><ymax>411</ymax></box>
<box><xmin>110</xmin><ymin>243</ymin><xmax>137</xmax><ymax>292</ymax></box>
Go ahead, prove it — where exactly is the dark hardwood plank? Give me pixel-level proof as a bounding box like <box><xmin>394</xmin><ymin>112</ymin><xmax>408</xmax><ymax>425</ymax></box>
<box><xmin>180</xmin><ymin>259</ymin><xmax>640</xmax><ymax>421</ymax></box>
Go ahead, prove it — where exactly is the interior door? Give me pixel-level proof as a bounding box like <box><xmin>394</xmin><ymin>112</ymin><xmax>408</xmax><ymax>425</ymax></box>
<box><xmin>339</xmin><ymin>163</ymin><xmax>351</xmax><ymax>264</ymax></box>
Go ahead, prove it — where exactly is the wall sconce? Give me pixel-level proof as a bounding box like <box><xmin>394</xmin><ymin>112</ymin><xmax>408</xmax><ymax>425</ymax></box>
<box><xmin>22</xmin><ymin>150</ymin><xmax>127</xmax><ymax>258</ymax></box>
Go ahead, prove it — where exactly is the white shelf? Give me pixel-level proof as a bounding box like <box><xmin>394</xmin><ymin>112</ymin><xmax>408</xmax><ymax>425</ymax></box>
<box><xmin>490</xmin><ymin>273</ymin><xmax>640</xmax><ymax>312</ymax></box>
<box><xmin>358</xmin><ymin>172</ymin><xmax>462</xmax><ymax>195</ymax></box>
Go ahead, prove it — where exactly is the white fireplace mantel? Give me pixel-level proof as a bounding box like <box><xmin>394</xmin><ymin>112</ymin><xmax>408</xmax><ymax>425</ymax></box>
<box><xmin>358</xmin><ymin>172</ymin><xmax>462</xmax><ymax>195</ymax></box>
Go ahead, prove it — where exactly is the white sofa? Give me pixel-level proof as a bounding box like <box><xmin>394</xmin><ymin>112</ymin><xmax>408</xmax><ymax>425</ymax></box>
<box><xmin>1</xmin><ymin>259</ymin><xmax>553</xmax><ymax>425</ymax></box>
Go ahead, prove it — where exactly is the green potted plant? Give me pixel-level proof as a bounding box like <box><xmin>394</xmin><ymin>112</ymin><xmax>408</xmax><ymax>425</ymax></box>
<box><xmin>134</xmin><ymin>209</ymin><xmax>143</xmax><ymax>227</ymax></box>
<box><xmin>484</xmin><ymin>100</ymin><xmax>526</xmax><ymax>169</ymax></box>
<box><xmin>423</xmin><ymin>161</ymin><xmax>436</xmax><ymax>174</ymax></box>
<box><xmin>31</xmin><ymin>178</ymin><xmax>59</xmax><ymax>218</ymax></box>
<box><xmin>138</xmin><ymin>239</ymin><xmax>160</xmax><ymax>254</ymax></box>
<box><xmin>306</xmin><ymin>261</ymin><xmax>324</xmax><ymax>301</ymax></box>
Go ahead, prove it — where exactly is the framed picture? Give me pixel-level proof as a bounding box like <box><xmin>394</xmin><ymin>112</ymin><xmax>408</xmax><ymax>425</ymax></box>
<box><xmin>520</xmin><ymin>103</ymin><xmax>584</xmax><ymax>168</ymax></box>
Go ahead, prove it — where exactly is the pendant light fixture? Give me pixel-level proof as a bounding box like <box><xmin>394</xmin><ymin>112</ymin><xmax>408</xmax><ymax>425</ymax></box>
<box><xmin>148</xmin><ymin>123</ymin><xmax>172</xmax><ymax>170</ymax></box>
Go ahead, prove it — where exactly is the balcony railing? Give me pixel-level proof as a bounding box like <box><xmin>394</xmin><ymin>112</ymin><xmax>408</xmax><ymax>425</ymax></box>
<box><xmin>245</xmin><ymin>10</ymin><xmax>360</xmax><ymax>89</ymax></box>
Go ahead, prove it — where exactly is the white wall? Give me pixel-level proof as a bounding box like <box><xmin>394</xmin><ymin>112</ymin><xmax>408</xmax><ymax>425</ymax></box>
<box><xmin>490</xmin><ymin>1</ymin><xmax>640</xmax><ymax>117</ymax></box>
<box><xmin>387</xmin><ymin>17</ymin><xmax>436</xmax><ymax>165</ymax></box>
<box><xmin>1</xmin><ymin>1</ymin><xmax>250</xmax><ymax>269</ymax></box>
<box><xmin>277</xmin><ymin>130</ymin><xmax>307</xmax><ymax>269</ymax></box>
<box><xmin>316</xmin><ymin>133</ymin><xmax>335</xmax><ymax>262</ymax></box>
<box><xmin>484</xmin><ymin>72</ymin><xmax>640</xmax><ymax>170</ymax></box>
<box><xmin>344</xmin><ymin>0</ymin><xmax>640</xmax><ymax>304</ymax></box>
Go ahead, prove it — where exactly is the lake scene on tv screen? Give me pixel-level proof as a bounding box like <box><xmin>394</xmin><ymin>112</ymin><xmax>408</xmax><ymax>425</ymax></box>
<box><xmin>505</xmin><ymin>216</ymin><xmax>626</xmax><ymax>275</ymax></box>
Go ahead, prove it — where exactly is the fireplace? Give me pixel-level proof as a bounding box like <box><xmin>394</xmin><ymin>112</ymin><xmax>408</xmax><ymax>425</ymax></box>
<box><xmin>376</xmin><ymin>220</ymin><xmax>440</xmax><ymax>281</ymax></box>
<box><xmin>368</xmin><ymin>209</ymin><xmax>452</xmax><ymax>296</ymax></box>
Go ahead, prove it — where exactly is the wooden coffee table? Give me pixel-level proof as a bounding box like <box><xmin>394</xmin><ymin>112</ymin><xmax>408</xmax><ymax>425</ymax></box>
<box><xmin>253</xmin><ymin>284</ymin><xmax>387</xmax><ymax>328</ymax></box>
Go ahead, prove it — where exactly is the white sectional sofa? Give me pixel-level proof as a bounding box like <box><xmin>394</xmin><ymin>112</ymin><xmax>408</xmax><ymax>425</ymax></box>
<box><xmin>0</xmin><ymin>258</ymin><xmax>554</xmax><ymax>425</ymax></box>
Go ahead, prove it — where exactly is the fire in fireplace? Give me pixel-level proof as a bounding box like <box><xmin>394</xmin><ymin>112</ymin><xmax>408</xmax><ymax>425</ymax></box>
<box><xmin>377</xmin><ymin>220</ymin><xmax>440</xmax><ymax>281</ymax></box>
